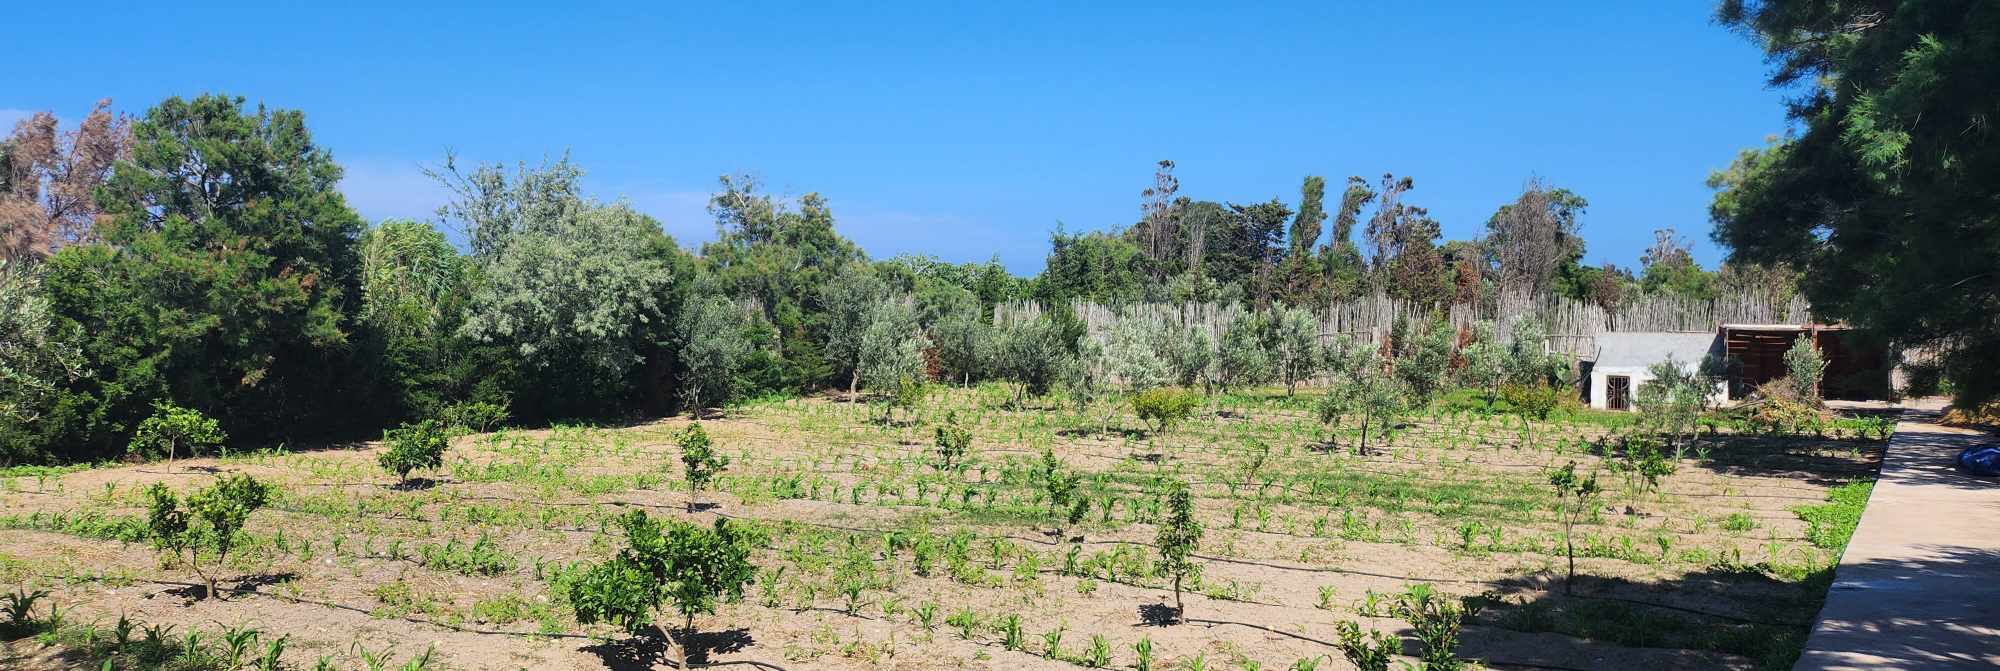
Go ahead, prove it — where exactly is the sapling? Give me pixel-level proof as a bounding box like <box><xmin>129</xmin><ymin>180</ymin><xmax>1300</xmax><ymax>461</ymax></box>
<box><xmin>1333</xmin><ymin>621</ymin><xmax>1396</xmax><ymax>671</ymax></box>
<box><xmin>678</xmin><ymin>423</ymin><xmax>730</xmax><ymax>512</ymax></box>
<box><xmin>933</xmin><ymin>415</ymin><xmax>972</xmax><ymax>471</ymax></box>
<box><xmin>567</xmin><ymin>511</ymin><xmax>755</xmax><ymax>669</ymax></box>
<box><xmin>1155</xmin><ymin>478</ymin><xmax>1203</xmax><ymax>624</ymax></box>
<box><xmin>1548</xmin><ymin>461</ymin><xmax>1602</xmax><ymax>594</ymax></box>
<box><xmin>127</xmin><ymin>401</ymin><xmax>226</xmax><ymax>470</ymax></box>
<box><xmin>377</xmin><ymin>419</ymin><xmax>451</xmax><ymax>485</ymax></box>
<box><xmin>146</xmin><ymin>474</ymin><xmax>273</xmax><ymax>600</ymax></box>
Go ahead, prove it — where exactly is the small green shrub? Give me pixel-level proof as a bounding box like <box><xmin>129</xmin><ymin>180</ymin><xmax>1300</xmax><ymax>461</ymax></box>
<box><xmin>377</xmin><ymin>420</ymin><xmax>451</xmax><ymax>484</ymax></box>
<box><xmin>679</xmin><ymin>423</ymin><xmax>730</xmax><ymax>512</ymax></box>
<box><xmin>439</xmin><ymin>400</ymin><xmax>509</xmax><ymax>433</ymax></box>
<box><xmin>146</xmin><ymin>474</ymin><xmax>272</xmax><ymax>599</ymax></box>
<box><xmin>127</xmin><ymin>401</ymin><xmax>226</xmax><ymax>467</ymax></box>
<box><xmin>1132</xmin><ymin>387</ymin><xmax>1201</xmax><ymax>434</ymax></box>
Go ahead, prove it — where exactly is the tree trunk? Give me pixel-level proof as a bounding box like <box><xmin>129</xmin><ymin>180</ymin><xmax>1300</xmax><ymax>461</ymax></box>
<box><xmin>657</xmin><ymin>621</ymin><xmax>687</xmax><ymax>670</ymax></box>
<box><xmin>848</xmin><ymin>371</ymin><xmax>860</xmax><ymax>401</ymax></box>
<box><xmin>1173</xmin><ymin>575</ymin><xmax>1184</xmax><ymax>624</ymax></box>
<box><xmin>1563</xmin><ymin>517</ymin><xmax>1576</xmax><ymax>595</ymax></box>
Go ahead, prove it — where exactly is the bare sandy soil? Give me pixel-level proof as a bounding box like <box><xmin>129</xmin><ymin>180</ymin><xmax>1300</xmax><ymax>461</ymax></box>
<box><xmin>0</xmin><ymin>389</ymin><xmax>1883</xmax><ymax>670</ymax></box>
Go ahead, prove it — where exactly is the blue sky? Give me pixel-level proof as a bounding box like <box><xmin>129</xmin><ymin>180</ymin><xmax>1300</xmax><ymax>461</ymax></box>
<box><xmin>5</xmin><ymin>2</ymin><xmax>1792</xmax><ymax>275</ymax></box>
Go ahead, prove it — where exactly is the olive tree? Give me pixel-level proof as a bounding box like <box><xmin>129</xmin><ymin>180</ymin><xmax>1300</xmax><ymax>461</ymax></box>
<box><xmin>1101</xmin><ymin>318</ymin><xmax>1168</xmax><ymax>393</ymax></box>
<box><xmin>676</xmin><ymin>293</ymin><xmax>753</xmax><ymax>415</ymax></box>
<box><xmin>994</xmin><ymin>316</ymin><xmax>1076</xmax><ymax>406</ymax></box>
<box><xmin>1273</xmin><ymin>307</ymin><xmax>1321</xmax><ymax>396</ymax></box>
<box><xmin>0</xmin><ymin>261</ymin><xmax>87</xmax><ymax>465</ymax></box>
<box><xmin>1782</xmin><ymin>334</ymin><xmax>1825</xmax><ymax>405</ymax></box>
<box><xmin>1210</xmin><ymin>311</ymin><xmax>1272</xmax><ymax>393</ymax></box>
<box><xmin>1458</xmin><ymin>321</ymin><xmax>1506</xmax><ymax>405</ymax></box>
<box><xmin>568</xmin><ymin>511</ymin><xmax>756</xmax><ymax>669</ymax></box>
<box><xmin>858</xmin><ymin>297</ymin><xmax>929</xmax><ymax>422</ymax></box>
<box><xmin>820</xmin><ymin>270</ymin><xmax>886</xmax><ymax>399</ymax></box>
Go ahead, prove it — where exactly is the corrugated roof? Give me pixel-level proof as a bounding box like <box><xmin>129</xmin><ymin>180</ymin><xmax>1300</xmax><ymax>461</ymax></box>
<box><xmin>1592</xmin><ymin>331</ymin><xmax>1720</xmax><ymax>368</ymax></box>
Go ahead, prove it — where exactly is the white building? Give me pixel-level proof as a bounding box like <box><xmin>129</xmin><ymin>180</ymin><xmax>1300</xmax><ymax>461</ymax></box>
<box><xmin>1584</xmin><ymin>331</ymin><xmax>1729</xmax><ymax>411</ymax></box>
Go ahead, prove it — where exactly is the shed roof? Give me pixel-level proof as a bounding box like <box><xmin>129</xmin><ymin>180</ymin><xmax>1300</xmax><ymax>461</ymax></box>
<box><xmin>1591</xmin><ymin>331</ymin><xmax>1720</xmax><ymax>369</ymax></box>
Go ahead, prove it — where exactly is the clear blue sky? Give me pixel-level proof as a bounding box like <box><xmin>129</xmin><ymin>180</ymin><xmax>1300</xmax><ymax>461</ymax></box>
<box><xmin>5</xmin><ymin>2</ymin><xmax>1791</xmax><ymax>275</ymax></box>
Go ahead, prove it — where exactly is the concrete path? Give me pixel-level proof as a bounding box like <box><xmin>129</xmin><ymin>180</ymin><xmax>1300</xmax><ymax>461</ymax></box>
<box><xmin>1794</xmin><ymin>400</ymin><xmax>2000</xmax><ymax>670</ymax></box>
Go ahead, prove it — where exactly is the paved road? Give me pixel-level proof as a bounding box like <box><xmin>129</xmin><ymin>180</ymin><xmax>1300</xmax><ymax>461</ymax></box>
<box><xmin>1794</xmin><ymin>400</ymin><xmax>2000</xmax><ymax>670</ymax></box>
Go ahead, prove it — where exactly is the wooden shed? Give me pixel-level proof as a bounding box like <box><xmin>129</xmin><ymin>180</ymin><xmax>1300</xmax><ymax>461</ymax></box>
<box><xmin>1718</xmin><ymin>324</ymin><xmax>1889</xmax><ymax>401</ymax></box>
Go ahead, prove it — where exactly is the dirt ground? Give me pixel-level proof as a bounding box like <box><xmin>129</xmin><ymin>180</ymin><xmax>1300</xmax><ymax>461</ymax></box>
<box><xmin>0</xmin><ymin>389</ymin><xmax>1885</xmax><ymax>670</ymax></box>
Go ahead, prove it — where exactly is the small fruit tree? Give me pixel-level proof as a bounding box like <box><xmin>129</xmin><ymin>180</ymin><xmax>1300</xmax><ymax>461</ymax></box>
<box><xmin>128</xmin><ymin>401</ymin><xmax>225</xmax><ymax>470</ymax></box>
<box><xmin>1038</xmin><ymin>448</ymin><xmax>1085</xmax><ymax>535</ymax></box>
<box><xmin>377</xmin><ymin>419</ymin><xmax>451</xmax><ymax>485</ymax></box>
<box><xmin>679</xmin><ymin>423</ymin><xmax>730</xmax><ymax>512</ymax></box>
<box><xmin>1154</xmin><ymin>478</ymin><xmax>1202</xmax><ymax>624</ymax></box>
<box><xmin>933</xmin><ymin>414</ymin><xmax>972</xmax><ymax>471</ymax></box>
<box><xmin>568</xmin><ymin>511</ymin><xmax>756</xmax><ymax>669</ymax></box>
<box><xmin>146</xmin><ymin>474</ymin><xmax>272</xmax><ymax>600</ymax></box>
<box><xmin>1132</xmin><ymin>387</ymin><xmax>1200</xmax><ymax>435</ymax></box>
<box><xmin>1548</xmin><ymin>461</ymin><xmax>1602</xmax><ymax>594</ymax></box>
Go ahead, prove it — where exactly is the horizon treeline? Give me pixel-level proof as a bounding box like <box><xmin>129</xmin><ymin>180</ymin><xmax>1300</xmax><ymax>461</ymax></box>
<box><xmin>0</xmin><ymin>94</ymin><xmax>1800</xmax><ymax>464</ymax></box>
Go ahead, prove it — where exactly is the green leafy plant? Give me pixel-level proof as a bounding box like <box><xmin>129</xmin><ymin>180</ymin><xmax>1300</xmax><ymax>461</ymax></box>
<box><xmin>127</xmin><ymin>401</ymin><xmax>226</xmax><ymax>469</ymax></box>
<box><xmin>1133</xmin><ymin>387</ymin><xmax>1202</xmax><ymax>434</ymax></box>
<box><xmin>934</xmin><ymin>416</ymin><xmax>972</xmax><ymax>471</ymax></box>
<box><xmin>1334</xmin><ymin>620</ymin><xmax>1396</xmax><ymax>671</ymax></box>
<box><xmin>146</xmin><ymin>473</ymin><xmax>272</xmax><ymax>599</ymax></box>
<box><xmin>1548</xmin><ymin>461</ymin><xmax>1602</xmax><ymax>594</ymax></box>
<box><xmin>1394</xmin><ymin>584</ymin><xmax>1465</xmax><ymax>671</ymax></box>
<box><xmin>439</xmin><ymin>400</ymin><xmax>509</xmax><ymax>433</ymax></box>
<box><xmin>678</xmin><ymin>422</ymin><xmax>730</xmax><ymax>512</ymax></box>
<box><xmin>1155</xmin><ymin>478</ymin><xmax>1203</xmax><ymax>624</ymax></box>
<box><xmin>567</xmin><ymin>510</ymin><xmax>756</xmax><ymax>669</ymax></box>
<box><xmin>377</xmin><ymin>419</ymin><xmax>451</xmax><ymax>484</ymax></box>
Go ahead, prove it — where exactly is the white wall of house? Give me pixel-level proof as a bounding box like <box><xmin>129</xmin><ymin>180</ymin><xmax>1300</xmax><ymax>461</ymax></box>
<box><xmin>1589</xmin><ymin>365</ymin><xmax>1730</xmax><ymax>411</ymax></box>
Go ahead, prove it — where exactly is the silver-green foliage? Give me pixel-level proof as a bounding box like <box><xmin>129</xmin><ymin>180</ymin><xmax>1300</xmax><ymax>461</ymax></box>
<box><xmin>0</xmin><ymin>261</ymin><xmax>85</xmax><ymax>449</ymax></box>
<box><xmin>676</xmin><ymin>294</ymin><xmax>754</xmax><ymax>413</ymax></box>
<box><xmin>1783</xmin><ymin>334</ymin><xmax>1825</xmax><ymax>404</ymax></box>
<box><xmin>1273</xmin><ymin>307</ymin><xmax>1321</xmax><ymax>395</ymax></box>
<box><xmin>858</xmin><ymin>296</ymin><xmax>929</xmax><ymax>395</ymax></box>
<box><xmin>447</xmin><ymin>158</ymin><xmax>675</xmax><ymax>383</ymax></box>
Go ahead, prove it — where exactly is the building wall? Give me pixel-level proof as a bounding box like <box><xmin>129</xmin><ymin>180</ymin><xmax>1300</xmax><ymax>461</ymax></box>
<box><xmin>1589</xmin><ymin>366</ymin><xmax>1730</xmax><ymax>411</ymax></box>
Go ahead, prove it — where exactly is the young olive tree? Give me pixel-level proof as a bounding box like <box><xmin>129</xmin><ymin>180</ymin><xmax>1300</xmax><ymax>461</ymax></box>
<box><xmin>1273</xmin><ymin>307</ymin><xmax>1321</xmax><ymax>396</ymax></box>
<box><xmin>1458</xmin><ymin>321</ymin><xmax>1506</xmax><ymax>406</ymax></box>
<box><xmin>1783</xmin><ymin>334</ymin><xmax>1826</xmax><ymax>405</ymax></box>
<box><xmin>1210</xmin><ymin>311</ymin><xmax>1273</xmax><ymax>394</ymax></box>
<box><xmin>146</xmin><ymin>474</ymin><xmax>272</xmax><ymax>600</ymax></box>
<box><xmin>678</xmin><ymin>423</ymin><xmax>730</xmax><ymax>512</ymax></box>
<box><xmin>128</xmin><ymin>401</ymin><xmax>226</xmax><ymax>470</ymax></box>
<box><xmin>1102</xmin><ymin>318</ymin><xmax>1168</xmax><ymax>393</ymax></box>
<box><xmin>377</xmin><ymin>419</ymin><xmax>451</xmax><ymax>485</ymax></box>
<box><xmin>1503</xmin><ymin>317</ymin><xmax>1561</xmax><ymax>388</ymax></box>
<box><xmin>568</xmin><ymin>511</ymin><xmax>756</xmax><ymax>669</ymax></box>
<box><xmin>676</xmin><ymin>293</ymin><xmax>753</xmax><ymax>416</ymax></box>
<box><xmin>994</xmin><ymin>316</ymin><xmax>1076</xmax><ymax>406</ymax></box>
<box><xmin>1392</xmin><ymin>316</ymin><xmax>1455</xmax><ymax>406</ymax></box>
<box><xmin>1634</xmin><ymin>354</ymin><xmax>1721</xmax><ymax>458</ymax></box>
<box><xmin>931</xmin><ymin>308</ymin><xmax>995</xmax><ymax>387</ymax></box>
<box><xmin>1548</xmin><ymin>461</ymin><xmax>1602</xmax><ymax>594</ymax></box>
<box><xmin>1158</xmin><ymin>323</ymin><xmax>1215</xmax><ymax>390</ymax></box>
<box><xmin>1155</xmin><ymin>478</ymin><xmax>1202</xmax><ymax>624</ymax></box>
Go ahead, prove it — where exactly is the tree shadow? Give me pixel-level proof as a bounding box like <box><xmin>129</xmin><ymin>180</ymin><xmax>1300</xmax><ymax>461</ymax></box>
<box><xmin>1055</xmin><ymin>426</ymin><xmax>1148</xmax><ymax>440</ymax></box>
<box><xmin>1135</xmin><ymin>602</ymin><xmax>1181</xmax><ymax>626</ymax></box>
<box><xmin>581</xmin><ymin>627</ymin><xmax>753</xmax><ymax>670</ymax></box>
<box><xmin>389</xmin><ymin>477</ymin><xmax>443</xmax><ymax>492</ymax></box>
